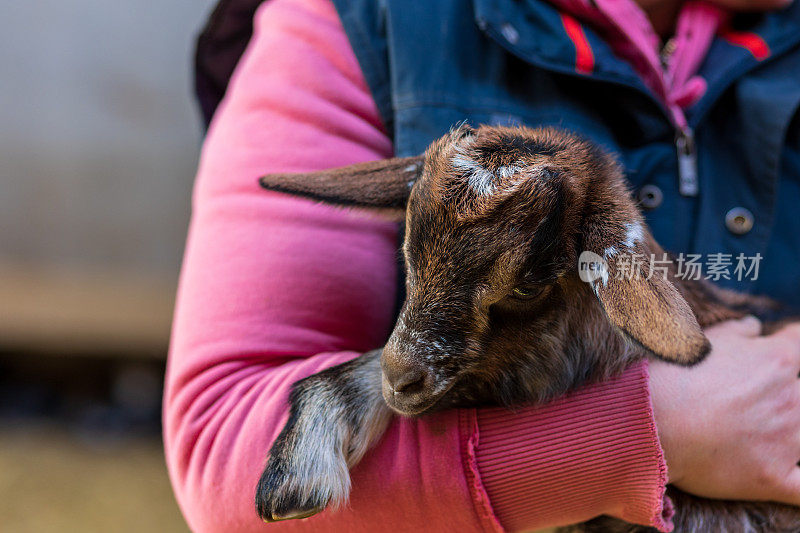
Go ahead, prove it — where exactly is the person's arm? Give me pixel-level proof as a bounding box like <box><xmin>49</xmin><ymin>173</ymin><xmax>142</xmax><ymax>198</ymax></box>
<box><xmin>163</xmin><ymin>0</ymin><xmax>674</xmax><ymax>530</ymax></box>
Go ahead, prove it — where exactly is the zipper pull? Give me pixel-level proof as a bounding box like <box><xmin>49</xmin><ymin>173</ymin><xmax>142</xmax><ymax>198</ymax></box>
<box><xmin>676</xmin><ymin>127</ymin><xmax>699</xmax><ymax>196</ymax></box>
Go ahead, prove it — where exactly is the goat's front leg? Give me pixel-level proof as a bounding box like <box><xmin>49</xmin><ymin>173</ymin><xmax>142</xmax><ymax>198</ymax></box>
<box><xmin>255</xmin><ymin>349</ymin><xmax>392</xmax><ymax>522</ymax></box>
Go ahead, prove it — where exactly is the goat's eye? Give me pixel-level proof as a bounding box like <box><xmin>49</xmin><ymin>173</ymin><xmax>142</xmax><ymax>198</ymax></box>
<box><xmin>510</xmin><ymin>285</ymin><xmax>544</xmax><ymax>301</ymax></box>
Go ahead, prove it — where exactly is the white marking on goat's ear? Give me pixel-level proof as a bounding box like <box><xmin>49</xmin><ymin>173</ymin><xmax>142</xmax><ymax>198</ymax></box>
<box><xmin>404</xmin><ymin>163</ymin><xmax>420</xmax><ymax>173</ymax></box>
<box><xmin>603</xmin><ymin>246</ymin><xmax>618</xmax><ymax>258</ymax></box>
<box><xmin>622</xmin><ymin>222</ymin><xmax>644</xmax><ymax>250</ymax></box>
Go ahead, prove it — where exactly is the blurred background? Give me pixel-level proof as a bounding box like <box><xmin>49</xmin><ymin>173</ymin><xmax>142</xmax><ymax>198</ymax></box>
<box><xmin>1</xmin><ymin>1</ymin><xmax>217</xmax><ymax>530</ymax></box>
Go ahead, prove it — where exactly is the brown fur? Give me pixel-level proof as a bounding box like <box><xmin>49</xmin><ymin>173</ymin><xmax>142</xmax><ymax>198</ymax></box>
<box><xmin>259</xmin><ymin>154</ymin><xmax>423</xmax><ymax>211</ymax></box>
<box><xmin>256</xmin><ymin>125</ymin><xmax>798</xmax><ymax>531</ymax></box>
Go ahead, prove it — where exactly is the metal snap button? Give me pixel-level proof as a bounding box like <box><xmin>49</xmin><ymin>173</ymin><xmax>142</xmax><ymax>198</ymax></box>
<box><xmin>500</xmin><ymin>23</ymin><xmax>519</xmax><ymax>45</ymax></box>
<box><xmin>637</xmin><ymin>184</ymin><xmax>663</xmax><ymax>210</ymax></box>
<box><xmin>725</xmin><ymin>207</ymin><xmax>754</xmax><ymax>235</ymax></box>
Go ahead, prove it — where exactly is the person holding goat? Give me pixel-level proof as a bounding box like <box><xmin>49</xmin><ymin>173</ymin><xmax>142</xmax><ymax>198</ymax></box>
<box><xmin>165</xmin><ymin>0</ymin><xmax>800</xmax><ymax>531</ymax></box>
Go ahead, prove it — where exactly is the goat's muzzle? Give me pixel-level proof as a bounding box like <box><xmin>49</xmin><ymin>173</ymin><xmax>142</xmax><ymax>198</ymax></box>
<box><xmin>380</xmin><ymin>351</ymin><xmax>450</xmax><ymax>416</ymax></box>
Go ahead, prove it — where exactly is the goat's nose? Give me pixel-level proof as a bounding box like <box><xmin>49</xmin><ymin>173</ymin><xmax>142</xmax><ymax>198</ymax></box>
<box><xmin>381</xmin><ymin>356</ymin><xmax>446</xmax><ymax>415</ymax></box>
<box><xmin>383</xmin><ymin>359</ymin><xmax>431</xmax><ymax>395</ymax></box>
<box><xmin>385</xmin><ymin>366</ymin><xmax>427</xmax><ymax>395</ymax></box>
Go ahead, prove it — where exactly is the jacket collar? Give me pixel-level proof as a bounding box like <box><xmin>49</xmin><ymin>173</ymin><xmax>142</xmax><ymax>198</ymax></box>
<box><xmin>473</xmin><ymin>0</ymin><xmax>800</xmax><ymax>120</ymax></box>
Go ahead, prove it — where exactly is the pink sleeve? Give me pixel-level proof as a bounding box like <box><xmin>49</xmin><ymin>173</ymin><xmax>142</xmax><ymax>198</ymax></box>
<box><xmin>163</xmin><ymin>0</ymin><xmax>674</xmax><ymax>531</ymax></box>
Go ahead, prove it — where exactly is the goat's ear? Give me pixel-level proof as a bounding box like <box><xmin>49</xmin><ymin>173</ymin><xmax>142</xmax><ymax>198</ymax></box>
<box><xmin>258</xmin><ymin>155</ymin><xmax>424</xmax><ymax>210</ymax></box>
<box><xmin>583</xmin><ymin>230</ymin><xmax>710</xmax><ymax>366</ymax></box>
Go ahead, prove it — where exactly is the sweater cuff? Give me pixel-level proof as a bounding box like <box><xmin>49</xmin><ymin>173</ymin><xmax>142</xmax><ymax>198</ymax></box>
<box><xmin>465</xmin><ymin>360</ymin><xmax>674</xmax><ymax>532</ymax></box>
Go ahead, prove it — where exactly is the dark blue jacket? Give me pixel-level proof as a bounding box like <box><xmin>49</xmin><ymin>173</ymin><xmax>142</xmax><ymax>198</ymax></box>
<box><xmin>196</xmin><ymin>0</ymin><xmax>800</xmax><ymax>305</ymax></box>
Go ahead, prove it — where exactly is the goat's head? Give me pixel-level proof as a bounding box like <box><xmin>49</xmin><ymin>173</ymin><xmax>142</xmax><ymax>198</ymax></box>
<box><xmin>260</xmin><ymin>125</ymin><xmax>710</xmax><ymax>415</ymax></box>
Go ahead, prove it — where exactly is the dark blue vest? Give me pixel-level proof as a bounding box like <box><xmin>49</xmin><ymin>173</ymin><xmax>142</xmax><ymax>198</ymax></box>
<box><xmin>331</xmin><ymin>0</ymin><xmax>800</xmax><ymax>306</ymax></box>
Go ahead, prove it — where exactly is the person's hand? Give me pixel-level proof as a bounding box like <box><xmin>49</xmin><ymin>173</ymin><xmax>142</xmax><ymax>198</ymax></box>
<box><xmin>649</xmin><ymin>315</ymin><xmax>800</xmax><ymax>505</ymax></box>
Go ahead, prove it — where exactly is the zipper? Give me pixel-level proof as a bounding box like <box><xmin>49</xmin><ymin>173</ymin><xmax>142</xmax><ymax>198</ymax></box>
<box><xmin>675</xmin><ymin>127</ymin><xmax>699</xmax><ymax>196</ymax></box>
<box><xmin>662</xmin><ymin>37</ymin><xmax>698</xmax><ymax>197</ymax></box>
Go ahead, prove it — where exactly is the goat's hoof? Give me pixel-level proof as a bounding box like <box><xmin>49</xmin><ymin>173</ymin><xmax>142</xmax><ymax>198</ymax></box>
<box><xmin>255</xmin><ymin>476</ymin><xmax>330</xmax><ymax>523</ymax></box>
<box><xmin>255</xmin><ymin>463</ymin><xmax>331</xmax><ymax>523</ymax></box>
<box><xmin>255</xmin><ymin>450</ymin><xmax>349</xmax><ymax>522</ymax></box>
<box><xmin>255</xmin><ymin>473</ymin><xmax>329</xmax><ymax>523</ymax></box>
<box><xmin>262</xmin><ymin>506</ymin><xmax>324</xmax><ymax>523</ymax></box>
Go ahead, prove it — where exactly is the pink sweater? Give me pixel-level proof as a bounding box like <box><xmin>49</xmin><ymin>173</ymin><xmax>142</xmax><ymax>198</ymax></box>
<box><xmin>161</xmin><ymin>0</ymin><xmax>727</xmax><ymax>530</ymax></box>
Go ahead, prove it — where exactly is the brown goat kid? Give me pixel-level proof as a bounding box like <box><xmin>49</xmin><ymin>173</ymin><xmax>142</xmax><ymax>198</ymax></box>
<box><xmin>255</xmin><ymin>125</ymin><xmax>798</xmax><ymax>532</ymax></box>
